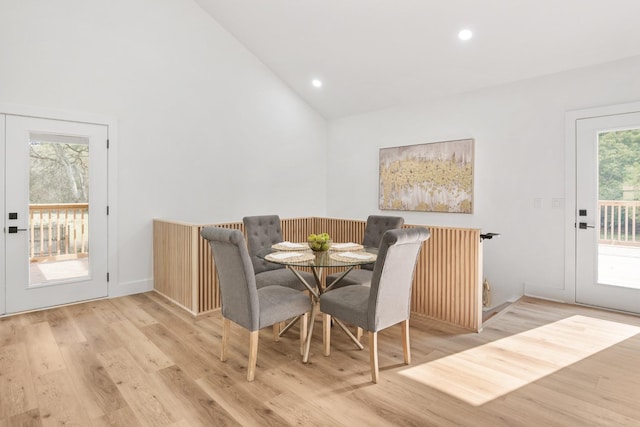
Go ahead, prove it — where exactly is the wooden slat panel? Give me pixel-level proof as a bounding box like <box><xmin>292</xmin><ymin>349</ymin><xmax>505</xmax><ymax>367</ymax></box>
<box><xmin>407</xmin><ymin>225</ymin><xmax>481</xmax><ymax>331</ymax></box>
<box><xmin>153</xmin><ymin>220</ymin><xmax>196</xmax><ymax>313</ymax></box>
<box><xmin>154</xmin><ymin>217</ymin><xmax>482</xmax><ymax>331</ymax></box>
<box><xmin>198</xmin><ymin>234</ymin><xmax>214</xmax><ymax>313</ymax></box>
<box><xmin>281</xmin><ymin>217</ymin><xmax>313</xmax><ymax>243</ymax></box>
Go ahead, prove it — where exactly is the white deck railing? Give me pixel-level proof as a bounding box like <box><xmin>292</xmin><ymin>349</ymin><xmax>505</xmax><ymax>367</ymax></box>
<box><xmin>29</xmin><ymin>203</ymin><xmax>89</xmax><ymax>262</ymax></box>
<box><xmin>599</xmin><ymin>200</ymin><xmax>640</xmax><ymax>246</ymax></box>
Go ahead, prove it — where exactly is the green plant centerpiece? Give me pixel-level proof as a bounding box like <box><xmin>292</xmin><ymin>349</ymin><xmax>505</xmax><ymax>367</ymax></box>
<box><xmin>307</xmin><ymin>232</ymin><xmax>332</xmax><ymax>252</ymax></box>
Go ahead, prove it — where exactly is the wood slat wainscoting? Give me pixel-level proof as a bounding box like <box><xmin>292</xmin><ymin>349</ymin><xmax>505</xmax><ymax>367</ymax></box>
<box><xmin>410</xmin><ymin>226</ymin><xmax>482</xmax><ymax>331</ymax></box>
<box><xmin>153</xmin><ymin>219</ymin><xmax>199</xmax><ymax>314</ymax></box>
<box><xmin>153</xmin><ymin>218</ymin><xmax>482</xmax><ymax>331</ymax></box>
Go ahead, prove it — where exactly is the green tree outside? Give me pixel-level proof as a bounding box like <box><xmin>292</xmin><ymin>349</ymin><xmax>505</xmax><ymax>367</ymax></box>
<box><xmin>599</xmin><ymin>129</ymin><xmax>640</xmax><ymax>201</ymax></box>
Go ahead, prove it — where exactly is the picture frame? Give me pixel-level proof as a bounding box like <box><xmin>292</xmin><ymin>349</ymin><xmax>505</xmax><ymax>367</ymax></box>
<box><xmin>379</xmin><ymin>138</ymin><xmax>474</xmax><ymax>213</ymax></box>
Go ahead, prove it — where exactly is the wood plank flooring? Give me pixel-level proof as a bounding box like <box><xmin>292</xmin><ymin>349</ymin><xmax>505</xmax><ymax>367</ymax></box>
<box><xmin>1</xmin><ymin>292</ymin><xmax>639</xmax><ymax>426</ymax></box>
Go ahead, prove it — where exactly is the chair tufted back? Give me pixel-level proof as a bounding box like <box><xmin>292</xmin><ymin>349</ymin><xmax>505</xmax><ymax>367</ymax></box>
<box><xmin>243</xmin><ymin>215</ymin><xmax>286</xmax><ymax>274</ymax></box>
<box><xmin>361</xmin><ymin>215</ymin><xmax>405</xmax><ymax>270</ymax></box>
<box><xmin>368</xmin><ymin>227</ymin><xmax>430</xmax><ymax>331</ymax></box>
<box><xmin>200</xmin><ymin>226</ymin><xmax>260</xmax><ymax>331</ymax></box>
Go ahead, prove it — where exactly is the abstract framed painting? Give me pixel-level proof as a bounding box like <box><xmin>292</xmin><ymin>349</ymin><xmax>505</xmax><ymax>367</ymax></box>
<box><xmin>379</xmin><ymin>138</ymin><xmax>474</xmax><ymax>213</ymax></box>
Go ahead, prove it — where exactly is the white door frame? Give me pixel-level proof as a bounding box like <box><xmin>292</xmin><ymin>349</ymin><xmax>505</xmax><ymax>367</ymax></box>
<box><xmin>564</xmin><ymin>100</ymin><xmax>640</xmax><ymax>305</ymax></box>
<box><xmin>0</xmin><ymin>104</ymin><xmax>118</xmax><ymax>315</ymax></box>
<box><xmin>0</xmin><ymin>114</ymin><xmax>5</xmax><ymax>314</ymax></box>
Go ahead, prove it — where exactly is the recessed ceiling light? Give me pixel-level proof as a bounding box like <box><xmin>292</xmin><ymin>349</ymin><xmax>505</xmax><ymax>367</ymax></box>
<box><xmin>312</xmin><ymin>79</ymin><xmax>323</xmax><ymax>88</ymax></box>
<box><xmin>458</xmin><ymin>29</ymin><xmax>473</xmax><ymax>41</ymax></box>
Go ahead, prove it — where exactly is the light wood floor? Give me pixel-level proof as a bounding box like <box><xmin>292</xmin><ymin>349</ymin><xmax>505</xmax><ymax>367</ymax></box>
<box><xmin>1</xmin><ymin>293</ymin><xmax>639</xmax><ymax>426</ymax></box>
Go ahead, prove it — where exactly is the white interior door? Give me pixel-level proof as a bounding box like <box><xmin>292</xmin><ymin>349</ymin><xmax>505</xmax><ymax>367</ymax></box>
<box><xmin>576</xmin><ymin>111</ymin><xmax>640</xmax><ymax>314</ymax></box>
<box><xmin>4</xmin><ymin>115</ymin><xmax>108</xmax><ymax>313</ymax></box>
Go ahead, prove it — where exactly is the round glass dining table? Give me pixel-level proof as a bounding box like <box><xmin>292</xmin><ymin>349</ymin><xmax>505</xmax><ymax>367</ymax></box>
<box><xmin>257</xmin><ymin>246</ymin><xmax>378</xmax><ymax>298</ymax></box>
<box><xmin>258</xmin><ymin>245</ymin><xmax>377</xmax><ymax>362</ymax></box>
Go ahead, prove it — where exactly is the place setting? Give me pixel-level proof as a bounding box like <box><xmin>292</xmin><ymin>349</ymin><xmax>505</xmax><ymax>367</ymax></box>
<box><xmin>267</xmin><ymin>232</ymin><xmax>376</xmax><ymax>264</ymax></box>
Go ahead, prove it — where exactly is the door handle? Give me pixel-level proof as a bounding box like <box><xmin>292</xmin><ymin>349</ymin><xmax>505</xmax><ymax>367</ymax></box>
<box><xmin>7</xmin><ymin>226</ymin><xmax>28</xmax><ymax>233</ymax></box>
<box><xmin>578</xmin><ymin>222</ymin><xmax>595</xmax><ymax>229</ymax></box>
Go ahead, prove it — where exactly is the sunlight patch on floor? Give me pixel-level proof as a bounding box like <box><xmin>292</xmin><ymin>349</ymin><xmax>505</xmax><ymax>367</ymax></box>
<box><xmin>400</xmin><ymin>315</ymin><xmax>640</xmax><ymax>406</ymax></box>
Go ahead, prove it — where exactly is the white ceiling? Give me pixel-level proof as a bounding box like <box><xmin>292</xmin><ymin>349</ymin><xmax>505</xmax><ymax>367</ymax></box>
<box><xmin>195</xmin><ymin>0</ymin><xmax>640</xmax><ymax>119</ymax></box>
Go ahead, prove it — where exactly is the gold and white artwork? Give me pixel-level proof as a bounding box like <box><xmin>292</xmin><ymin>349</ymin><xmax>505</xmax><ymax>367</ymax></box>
<box><xmin>379</xmin><ymin>139</ymin><xmax>474</xmax><ymax>213</ymax></box>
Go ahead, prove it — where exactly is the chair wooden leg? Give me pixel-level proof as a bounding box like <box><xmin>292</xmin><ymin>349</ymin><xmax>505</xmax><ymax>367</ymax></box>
<box><xmin>401</xmin><ymin>319</ymin><xmax>411</xmax><ymax>365</ymax></box>
<box><xmin>300</xmin><ymin>312</ymin><xmax>308</xmax><ymax>356</ymax></box>
<box><xmin>323</xmin><ymin>313</ymin><xmax>331</xmax><ymax>356</ymax></box>
<box><xmin>247</xmin><ymin>330</ymin><xmax>259</xmax><ymax>381</ymax></box>
<box><xmin>356</xmin><ymin>327</ymin><xmax>363</xmax><ymax>341</ymax></box>
<box><xmin>369</xmin><ymin>331</ymin><xmax>379</xmax><ymax>384</ymax></box>
<box><xmin>221</xmin><ymin>317</ymin><xmax>230</xmax><ymax>362</ymax></box>
<box><xmin>273</xmin><ymin>322</ymin><xmax>281</xmax><ymax>341</ymax></box>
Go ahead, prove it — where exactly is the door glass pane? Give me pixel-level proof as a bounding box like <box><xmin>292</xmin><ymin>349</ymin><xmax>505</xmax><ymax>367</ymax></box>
<box><xmin>597</xmin><ymin>128</ymin><xmax>640</xmax><ymax>288</ymax></box>
<box><xmin>29</xmin><ymin>133</ymin><xmax>90</xmax><ymax>285</ymax></box>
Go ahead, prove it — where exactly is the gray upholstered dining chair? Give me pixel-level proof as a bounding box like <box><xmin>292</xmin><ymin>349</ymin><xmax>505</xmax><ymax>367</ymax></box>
<box><xmin>319</xmin><ymin>227</ymin><xmax>430</xmax><ymax>383</ymax></box>
<box><xmin>325</xmin><ymin>215</ymin><xmax>404</xmax><ymax>290</ymax></box>
<box><xmin>243</xmin><ymin>215</ymin><xmax>315</xmax><ymax>291</ymax></box>
<box><xmin>200</xmin><ymin>226</ymin><xmax>312</xmax><ymax>381</ymax></box>
<box><xmin>243</xmin><ymin>215</ymin><xmax>317</xmax><ymax>344</ymax></box>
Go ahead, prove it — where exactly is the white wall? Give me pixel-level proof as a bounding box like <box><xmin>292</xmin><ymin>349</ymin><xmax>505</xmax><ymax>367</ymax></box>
<box><xmin>327</xmin><ymin>55</ymin><xmax>640</xmax><ymax>308</ymax></box>
<box><xmin>3</xmin><ymin>0</ymin><xmax>640</xmax><ymax>308</ymax></box>
<box><xmin>0</xmin><ymin>0</ymin><xmax>327</xmax><ymax>296</ymax></box>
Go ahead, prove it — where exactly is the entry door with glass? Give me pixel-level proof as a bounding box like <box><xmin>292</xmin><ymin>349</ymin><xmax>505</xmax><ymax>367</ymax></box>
<box><xmin>576</xmin><ymin>111</ymin><xmax>640</xmax><ymax>314</ymax></box>
<box><xmin>4</xmin><ymin>115</ymin><xmax>108</xmax><ymax>313</ymax></box>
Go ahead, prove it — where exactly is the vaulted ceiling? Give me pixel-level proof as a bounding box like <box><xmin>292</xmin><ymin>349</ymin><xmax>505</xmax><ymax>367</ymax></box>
<box><xmin>195</xmin><ymin>0</ymin><xmax>640</xmax><ymax>119</ymax></box>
